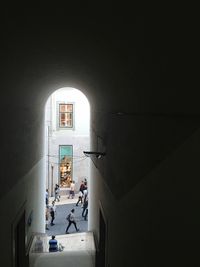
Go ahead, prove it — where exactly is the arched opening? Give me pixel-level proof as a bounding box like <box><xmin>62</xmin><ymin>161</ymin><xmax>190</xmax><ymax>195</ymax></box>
<box><xmin>44</xmin><ymin>87</ymin><xmax>90</xmax><ymax>237</ymax></box>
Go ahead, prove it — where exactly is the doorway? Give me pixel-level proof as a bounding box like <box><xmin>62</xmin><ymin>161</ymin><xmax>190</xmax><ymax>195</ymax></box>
<box><xmin>96</xmin><ymin>205</ymin><xmax>107</xmax><ymax>267</ymax></box>
<box><xmin>12</xmin><ymin>210</ymin><xmax>29</xmax><ymax>267</ymax></box>
<box><xmin>59</xmin><ymin>145</ymin><xmax>73</xmax><ymax>187</ymax></box>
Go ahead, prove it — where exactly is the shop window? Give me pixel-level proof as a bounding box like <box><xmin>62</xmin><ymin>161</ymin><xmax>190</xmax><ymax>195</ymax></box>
<box><xmin>59</xmin><ymin>145</ymin><xmax>73</xmax><ymax>187</ymax></box>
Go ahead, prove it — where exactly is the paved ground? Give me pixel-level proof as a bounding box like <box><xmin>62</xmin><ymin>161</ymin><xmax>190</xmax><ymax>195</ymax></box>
<box><xmin>46</xmin><ymin>195</ymin><xmax>88</xmax><ymax>236</ymax></box>
<box><xmin>30</xmin><ymin>232</ymin><xmax>95</xmax><ymax>267</ymax></box>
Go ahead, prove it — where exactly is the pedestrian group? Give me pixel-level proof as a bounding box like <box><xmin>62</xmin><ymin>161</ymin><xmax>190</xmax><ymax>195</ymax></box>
<box><xmin>45</xmin><ymin>179</ymin><xmax>88</xmax><ymax>236</ymax></box>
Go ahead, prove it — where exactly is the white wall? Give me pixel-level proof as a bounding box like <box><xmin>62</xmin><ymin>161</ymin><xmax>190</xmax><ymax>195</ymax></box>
<box><xmin>51</xmin><ymin>87</ymin><xmax>90</xmax><ymax>135</ymax></box>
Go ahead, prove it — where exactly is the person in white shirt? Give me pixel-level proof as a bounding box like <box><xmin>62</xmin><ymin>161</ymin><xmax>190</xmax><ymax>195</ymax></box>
<box><xmin>68</xmin><ymin>180</ymin><xmax>75</xmax><ymax>199</ymax></box>
<box><xmin>65</xmin><ymin>208</ymin><xmax>79</xmax><ymax>234</ymax></box>
<box><xmin>82</xmin><ymin>188</ymin><xmax>88</xmax><ymax>203</ymax></box>
<box><xmin>76</xmin><ymin>190</ymin><xmax>83</xmax><ymax>206</ymax></box>
<box><xmin>54</xmin><ymin>184</ymin><xmax>60</xmax><ymax>202</ymax></box>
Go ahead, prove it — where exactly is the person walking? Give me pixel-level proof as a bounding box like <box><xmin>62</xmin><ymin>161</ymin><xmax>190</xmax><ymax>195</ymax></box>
<box><xmin>82</xmin><ymin>187</ymin><xmax>88</xmax><ymax>205</ymax></box>
<box><xmin>68</xmin><ymin>180</ymin><xmax>75</xmax><ymax>199</ymax></box>
<box><xmin>82</xmin><ymin>196</ymin><xmax>88</xmax><ymax>220</ymax></box>
<box><xmin>45</xmin><ymin>206</ymin><xmax>50</xmax><ymax>230</ymax></box>
<box><xmin>76</xmin><ymin>190</ymin><xmax>83</xmax><ymax>206</ymax></box>
<box><xmin>50</xmin><ymin>200</ymin><xmax>56</xmax><ymax>226</ymax></box>
<box><xmin>54</xmin><ymin>184</ymin><xmax>60</xmax><ymax>202</ymax></box>
<box><xmin>79</xmin><ymin>180</ymin><xmax>85</xmax><ymax>194</ymax></box>
<box><xmin>45</xmin><ymin>189</ymin><xmax>49</xmax><ymax>206</ymax></box>
<box><xmin>84</xmin><ymin>206</ymin><xmax>88</xmax><ymax>221</ymax></box>
<box><xmin>84</xmin><ymin>178</ymin><xmax>87</xmax><ymax>187</ymax></box>
<box><xmin>65</xmin><ymin>208</ymin><xmax>79</xmax><ymax>234</ymax></box>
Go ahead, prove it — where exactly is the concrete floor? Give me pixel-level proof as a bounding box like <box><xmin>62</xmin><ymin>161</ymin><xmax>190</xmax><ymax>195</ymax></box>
<box><xmin>47</xmin><ymin>231</ymin><xmax>95</xmax><ymax>252</ymax></box>
<box><xmin>30</xmin><ymin>232</ymin><xmax>95</xmax><ymax>267</ymax></box>
<box><xmin>30</xmin><ymin>251</ymin><xmax>95</xmax><ymax>267</ymax></box>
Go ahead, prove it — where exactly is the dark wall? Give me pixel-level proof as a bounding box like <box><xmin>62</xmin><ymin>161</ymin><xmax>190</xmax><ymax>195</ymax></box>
<box><xmin>0</xmin><ymin>7</ymin><xmax>199</xmax><ymax>266</ymax></box>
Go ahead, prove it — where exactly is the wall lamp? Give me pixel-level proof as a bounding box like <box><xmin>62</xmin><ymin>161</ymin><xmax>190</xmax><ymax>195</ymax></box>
<box><xmin>83</xmin><ymin>151</ymin><xmax>106</xmax><ymax>159</ymax></box>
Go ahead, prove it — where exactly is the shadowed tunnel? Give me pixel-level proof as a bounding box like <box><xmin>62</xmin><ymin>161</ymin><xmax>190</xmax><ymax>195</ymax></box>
<box><xmin>0</xmin><ymin>8</ymin><xmax>199</xmax><ymax>267</ymax></box>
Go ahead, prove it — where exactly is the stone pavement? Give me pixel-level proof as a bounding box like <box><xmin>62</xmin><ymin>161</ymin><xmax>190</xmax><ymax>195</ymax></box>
<box><xmin>46</xmin><ymin>195</ymin><xmax>88</xmax><ymax>236</ymax></box>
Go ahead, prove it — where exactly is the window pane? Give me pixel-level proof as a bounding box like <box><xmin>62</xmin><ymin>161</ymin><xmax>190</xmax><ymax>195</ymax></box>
<box><xmin>66</xmin><ymin>113</ymin><xmax>71</xmax><ymax>120</ymax></box>
<box><xmin>59</xmin><ymin>104</ymin><xmax>68</xmax><ymax>112</ymax></box>
<box><xmin>60</xmin><ymin>113</ymin><xmax>67</xmax><ymax>127</ymax></box>
<box><xmin>67</xmin><ymin>104</ymin><xmax>73</xmax><ymax>112</ymax></box>
<box><xmin>59</xmin><ymin>104</ymin><xmax>73</xmax><ymax>128</ymax></box>
<box><xmin>61</xmin><ymin>114</ymin><xmax>65</xmax><ymax>119</ymax></box>
<box><xmin>66</xmin><ymin>119</ymin><xmax>72</xmax><ymax>127</ymax></box>
<box><xmin>59</xmin><ymin>104</ymin><xmax>64</xmax><ymax>112</ymax></box>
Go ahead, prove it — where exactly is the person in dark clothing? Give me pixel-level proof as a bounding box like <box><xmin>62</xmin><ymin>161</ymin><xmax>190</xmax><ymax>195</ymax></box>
<box><xmin>79</xmin><ymin>180</ymin><xmax>85</xmax><ymax>194</ymax></box>
<box><xmin>84</xmin><ymin>206</ymin><xmax>88</xmax><ymax>220</ymax></box>
<box><xmin>45</xmin><ymin>189</ymin><xmax>49</xmax><ymax>206</ymax></box>
<box><xmin>82</xmin><ymin>197</ymin><xmax>88</xmax><ymax>219</ymax></box>
<box><xmin>50</xmin><ymin>201</ymin><xmax>56</xmax><ymax>225</ymax></box>
<box><xmin>49</xmin><ymin>235</ymin><xmax>58</xmax><ymax>252</ymax></box>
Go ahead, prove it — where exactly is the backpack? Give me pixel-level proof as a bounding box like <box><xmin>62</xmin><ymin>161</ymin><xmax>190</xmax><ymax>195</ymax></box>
<box><xmin>66</xmin><ymin>213</ymin><xmax>71</xmax><ymax>221</ymax></box>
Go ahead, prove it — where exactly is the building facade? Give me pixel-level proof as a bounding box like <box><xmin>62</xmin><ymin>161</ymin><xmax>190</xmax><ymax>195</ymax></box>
<box><xmin>45</xmin><ymin>88</ymin><xmax>90</xmax><ymax>196</ymax></box>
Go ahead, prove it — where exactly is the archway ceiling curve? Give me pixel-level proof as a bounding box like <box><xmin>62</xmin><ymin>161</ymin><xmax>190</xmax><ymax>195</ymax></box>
<box><xmin>1</xmin><ymin>8</ymin><xmax>200</xmax><ymax>199</ymax></box>
<box><xmin>1</xmin><ymin>11</ymin><xmax>199</xmax><ymax>114</ymax></box>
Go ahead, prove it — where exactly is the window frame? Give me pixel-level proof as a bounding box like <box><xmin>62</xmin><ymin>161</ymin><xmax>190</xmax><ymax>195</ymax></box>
<box><xmin>58</xmin><ymin>103</ymin><xmax>74</xmax><ymax>129</ymax></box>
